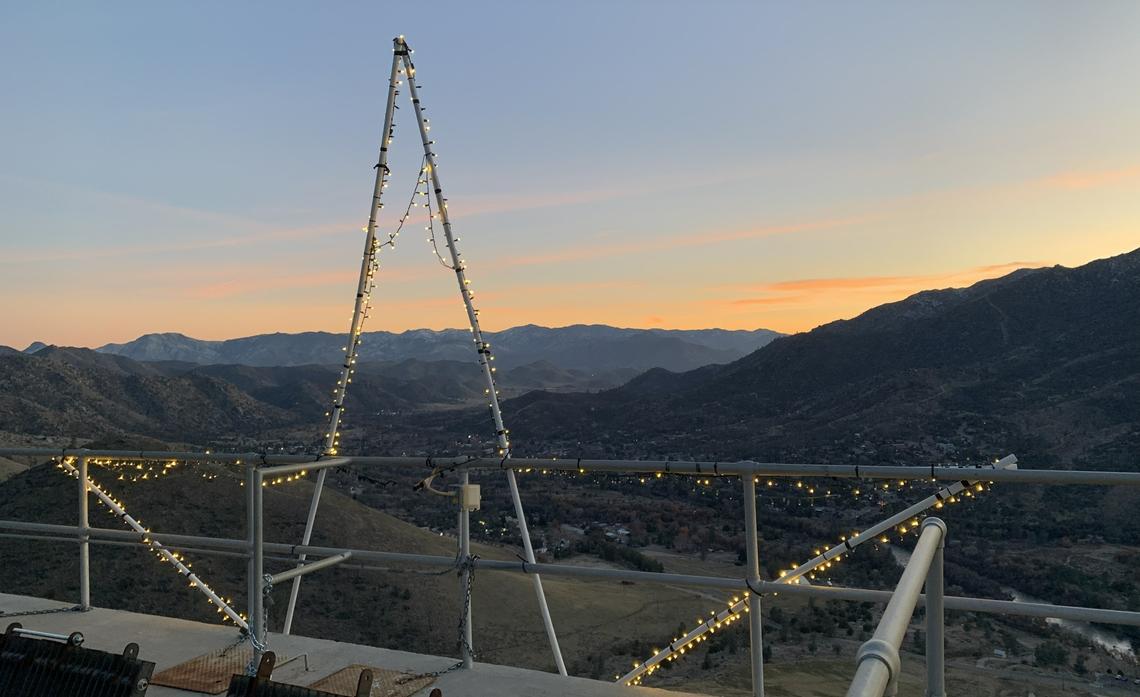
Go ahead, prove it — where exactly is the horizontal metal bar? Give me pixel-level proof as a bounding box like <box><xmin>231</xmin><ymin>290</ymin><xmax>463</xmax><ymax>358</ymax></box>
<box><xmin>5</xmin><ymin>447</ymin><xmax>1140</xmax><ymax>486</ymax></box>
<box><xmin>259</xmin><ymin>458</ymin><xmax>349</xmax><ymax>478</ymax></box>
<box><xmin>0</xmin><ymin>447</ymin><xmax>314</xmax><ymax>464</ymax></box>
<box><xmin>4</xmin><ymin>519</ymin><xmax>1138</xmax><ymax>627</ymax></box>
<box><xmin>268</xmin><ymin>552</ymin><xmax>352</xmax><ymax>585</ymax></box>
<box><xmin>9</xmin><ymin>627</ymin><xmax>81</xmax><ymax>645</ymax></box>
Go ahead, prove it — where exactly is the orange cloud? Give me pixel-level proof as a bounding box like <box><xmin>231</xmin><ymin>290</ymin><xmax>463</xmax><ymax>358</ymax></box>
<box><xmin>726</xmin><ymin>260</ymin><xmax>1047</xmax><ymax>308</ymax></box>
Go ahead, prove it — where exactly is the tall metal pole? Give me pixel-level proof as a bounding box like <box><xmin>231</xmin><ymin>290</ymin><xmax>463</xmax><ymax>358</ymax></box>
<box><xmin>398</xmin><ymin>36</ymin><xmax>567</xmax><ymax>676</ymax></box>
<box><xmin>459</xmin><ymin>471</ymin><xmax>474</xmax><ymax>669</ymax></box>
<box><xmin>77</xmin><ymin>455</ymin><xmax>90</xmax><ymax>610</ymax></box>
<box><xmin>924</xmin><ymin>520</ymin><xmax>946</xmax><ymax>697</ymax></box>
<box><xmin>743</xmin><ymin>476</ymin><xmax>765</xmax><ymax>697</ymax></box>
<box><xmin>282</xmin><ymin>40</ymin><xmax>406</xmax><ymax>636</ymax></box>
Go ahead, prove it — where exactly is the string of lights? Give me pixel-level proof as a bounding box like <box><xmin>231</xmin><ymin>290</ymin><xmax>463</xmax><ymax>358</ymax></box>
<box><xmin>57</xmin><ymin>457</ymin><xmax>247</xmax><ymax>629</ymax></box>
<box><xmin>617</xmin><ymin>457</ymin><xmax>1015</xmax><ymax>686</ymax></box>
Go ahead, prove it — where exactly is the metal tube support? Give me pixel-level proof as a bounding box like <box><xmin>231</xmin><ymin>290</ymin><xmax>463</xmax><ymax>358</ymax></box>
<box><xmin>924</xmin><ymin>520</ymin><xmax>946</xmax><ymax>697</ymax></box>
<box><xmin>269</xmin><ymin>552</ymin><xmax>352</xmax><ymax>586</ymax></box>
<box><xmin>252</xmin><ymin>468</ymin><xmax>266</xmax><ymax>665</ymax></box>
<box><xmin>77</xmin><ymin>455</ymin><xmax>90</xmax><ymax>610</ymax></box>
<box><xmin>743</xmin><ymin>476</ymin><xmax>765</xmax><ymax>697</ymax></box>
<box><xmin>459</xmin><ymin>471</ymin><xmax>474</xmax><ymax>669</ymax></box>
<box><xmin>847</xmin><ymin>518</ymin><xmax>946</xmax><ymax>697</ymax></box>
<box><xmin>282</xmin><ymin>34</ymin><xmax>406</xmax><ymax>635</ymax></box>
<box><xmin>506</xmin><ymin>468</ymin><xmax>567</xmax><ymax>675</ymax></box>
<box><xmin>397</xmin><ymin>35</ymin><xmax>566</xmax><ymax>675</ymax></box>
<box><xmin>245</xmin><ymin>463</ymin><xmax>257</xmax><ymax>632</ymax></box>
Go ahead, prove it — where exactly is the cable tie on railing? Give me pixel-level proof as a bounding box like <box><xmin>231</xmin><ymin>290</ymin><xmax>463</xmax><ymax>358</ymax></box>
<box><xmin>854</xmin><ymin>465</ymin><xmax>860</xmax><ymax>479</ymax></box>
<box><xmin>713</xmin><ymin>462</ymin><xmax>719</xmax><ymax>475</ymax></box>
<box><xmin>515</xmin><ymin>553</ymin><xmax>530</xmax><ymax>573</ymax></box>
<box><xmin>745</xmin><ymin>577</ymin><xmax>765</xmax><ymax>597</ymax></box>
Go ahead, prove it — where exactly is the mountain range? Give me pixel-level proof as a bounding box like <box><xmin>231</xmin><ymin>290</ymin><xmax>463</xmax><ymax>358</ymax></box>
<box><xmin>493</xmin><ymin>248</ymin><xmax>1140</xmax><ymax>468</ymax></box>
<box><xmin>4</xmin><ymin>249</ymin><xmax>1139</xmax><ymax>469</ymax></box>
<box><xmin>87</xmin><ymin>325</ymin><xmax>782</xmax><ymax>372</ymax></box>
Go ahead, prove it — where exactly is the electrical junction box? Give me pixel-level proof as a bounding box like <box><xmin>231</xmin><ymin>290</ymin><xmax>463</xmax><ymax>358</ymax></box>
<box><xmin>460</xmin><ymin>484</ymin><xmax>481</xmax><ymax>511</ymax></box>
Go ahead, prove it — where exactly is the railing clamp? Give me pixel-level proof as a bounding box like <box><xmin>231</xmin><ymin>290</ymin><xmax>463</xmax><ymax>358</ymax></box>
<box><xmin>855</xmin><ymin>638</ymin><xmax>900</xmax><ymax>696</ymax></box>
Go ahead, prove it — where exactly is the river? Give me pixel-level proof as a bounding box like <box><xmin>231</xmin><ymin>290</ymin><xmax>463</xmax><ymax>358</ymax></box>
<box><xmin>888</xmin><ymin>546</ymin><xmax>1136</xmax><ymax>661</ymax></box>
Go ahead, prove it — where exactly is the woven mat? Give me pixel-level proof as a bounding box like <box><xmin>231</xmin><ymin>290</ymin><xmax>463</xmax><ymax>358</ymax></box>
<box><xmin>151</xmin><ymin>645</ymin><xmax>253</xmax><ymax>694</ymax></box>
<box><xmin>309</xmin><ymin>664</ymin><xmax>436</xmax><ymax>697</ymax></box>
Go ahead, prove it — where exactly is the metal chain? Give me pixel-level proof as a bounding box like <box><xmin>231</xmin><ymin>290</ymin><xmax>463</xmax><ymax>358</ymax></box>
<box><xmin>0</xmin><ymin>605</ymin><xmax>86</xmax><ymax>619</ymax></box>
<box><xmin>396</xmin><ymin>554</ymin><xmax>478</xmax><ymax>684</ymax></box>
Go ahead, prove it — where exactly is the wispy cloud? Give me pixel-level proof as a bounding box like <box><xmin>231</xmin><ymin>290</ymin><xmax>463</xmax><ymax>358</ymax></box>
<box><xmin>495</xmin><ymin>215</ymin><xmax>872</xmax><ymax>270</ymax></box>
<box><xmin>726</xmin><ymin>261</ymin><xmax>1046</xmax><ymax>307</ymax></box>
<box><xmin>1040</xmin><ymin>166</ymin><xmax>1140</xmax><ymax>191</ymax></box>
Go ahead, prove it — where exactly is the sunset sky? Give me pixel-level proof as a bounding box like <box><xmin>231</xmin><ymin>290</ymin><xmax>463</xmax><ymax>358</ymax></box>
<box><xmin>2</xmin><ymin>2</ymin><xmax>1139</xmax><ymax>349</ymax></box>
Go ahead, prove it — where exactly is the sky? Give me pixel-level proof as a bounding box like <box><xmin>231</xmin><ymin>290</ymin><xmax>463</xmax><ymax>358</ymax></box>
<box><xmin>2</xmin><ymin>2</ymin><xmax>1139</xmax><ymax>349</ymax></box>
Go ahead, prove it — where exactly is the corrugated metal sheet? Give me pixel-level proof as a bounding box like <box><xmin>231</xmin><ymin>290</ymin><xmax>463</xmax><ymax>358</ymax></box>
<box><xmin>0</xmin><ymin>625</ymin><xmax>154</xmax><ymax>697</ymax></box>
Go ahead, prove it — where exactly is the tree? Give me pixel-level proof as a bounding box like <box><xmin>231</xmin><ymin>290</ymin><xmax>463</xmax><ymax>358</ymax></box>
<box><xmin>1034</xmin><ymin>640</ymin><xmax>1068</xmax><ymax>667</ymax></box>
<box><xmin>1074</xmin><ymin>653</ymin><xmax>1088</xmax><ymax>675</ymax></box>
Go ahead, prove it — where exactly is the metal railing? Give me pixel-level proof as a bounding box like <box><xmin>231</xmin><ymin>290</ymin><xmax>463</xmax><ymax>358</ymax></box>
<box><xmin>3</xmin><ymin>447</ymin><xmax>1140</xmax><ymax>697</ymax></box>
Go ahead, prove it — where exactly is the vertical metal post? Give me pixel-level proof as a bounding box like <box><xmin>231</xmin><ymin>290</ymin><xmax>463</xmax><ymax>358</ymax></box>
<box><xmin>252</xmin><ymin>467</ymin><xmax>266</xmax><ymax>665</ymax></box>
<box><xmin>282</xmin><ymin>35</ymin><xmax>406</xmax><ymax>636</ymax></box>
<box><xmin>742</xmin><ymin>476</ymin><xmax>765</xmax><ymax>697</ymax></box>
<box><xmin>925</xmin><ymin>524</ymin><xmax>946</xmax><ymax>697</ymax></box>
<box><xmin>77</xmin><ymin>455</ymin><xmax>90</xmax><ymax>610</ymax></box>
<box><xmin>459</xmin><ymin>471</ymin><xmax>474</xmax><ymax>669</ymax></box>
<box><xmin>398</xmin><ymin>35</ymin><xmax>566</xmax><ymax>675</ymax></box>
<box><xmin>246</xmin><ymin>463</ymin><xmax>257</xmax><ymax>633</ymax></box>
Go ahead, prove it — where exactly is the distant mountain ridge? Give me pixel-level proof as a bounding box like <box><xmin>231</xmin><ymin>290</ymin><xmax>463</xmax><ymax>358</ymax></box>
<box><xmin>92</xmin><ymin>325</ymin><xmax>781</xmax><ymax>372</ymax></box>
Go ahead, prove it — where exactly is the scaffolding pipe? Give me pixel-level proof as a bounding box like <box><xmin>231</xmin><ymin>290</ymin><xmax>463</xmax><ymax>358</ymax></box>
<box><xmin>397</xmin><ymin>35</ymin><xmax>566</xmax><ymax>676</ymax></box>
<box><xmin>252</xmin><ymin>468</ymin><xmax>266</xmax><ymax>666</ymax></box>
<box><xmin>269</xmin><ymin>553</ymin><xmax>352</xmax><ymax>586</ymax></box>
<box><xmin>459</xmin><ymin>471</ymin><xmax>474</xmax><ymax>669</ymax></box>
<box><xmin>282</xmin><ymin>36</ymin><xmax>406</xmax><ymax>635</ymax></box>
<box><xmin>925</xmin><ymin>520</ymin><xmax>946</xmax><ymax>697</ymax></box>
<box><xmin>847</xmin><ymin>518</ymin><xmax>946</xmax><ymax>697</ymax></box>
<box><xmin>9</xmin><ymin>449</ymin><xmax>1140</xmax><ymax>487</ymax></box>
<box><xmin>77</xmin><ymin>456</ymin><xmax>90</xmax><ymax>610</ymax></box>
<box><xmin>743</xmin><ymin>475</ymin><xmax>765</xmax><ymax>697</ymax></box>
